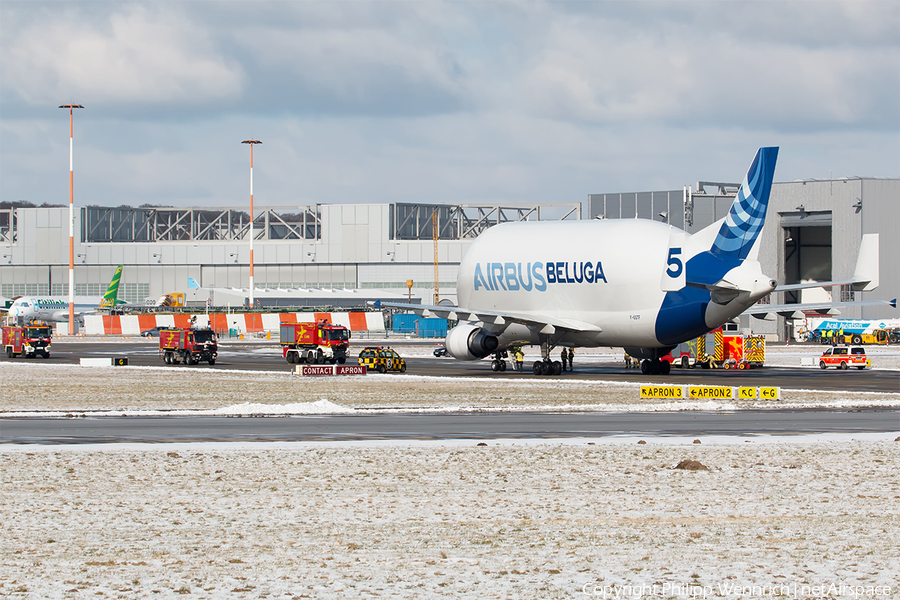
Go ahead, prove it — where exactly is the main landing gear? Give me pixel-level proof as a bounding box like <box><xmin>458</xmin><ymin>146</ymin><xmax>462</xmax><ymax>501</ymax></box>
<box><xmin>532</xmin><ymin>359</ymin><xmax>563</xmax><ymax>376</ymax></box>
<box><xmin>640</xmin><ymin>358</ymin><xmax>670</xmax><ymax>375</ymax></box>
<box><xmin>531</xmin><ymin>340</ymin><xmax>563</xmax><ymax>376</ymax></box>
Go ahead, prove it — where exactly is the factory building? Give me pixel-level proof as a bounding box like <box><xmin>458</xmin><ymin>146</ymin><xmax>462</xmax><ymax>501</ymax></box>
<box><xmin>0</xmin><ymin>201</ymin><xmax>580</xmax><ymax>309</ymax></box>
<box><xmin>2</xmin><ymin>176</ymin><xmax>896</xmax><ymax>341</ymax></box>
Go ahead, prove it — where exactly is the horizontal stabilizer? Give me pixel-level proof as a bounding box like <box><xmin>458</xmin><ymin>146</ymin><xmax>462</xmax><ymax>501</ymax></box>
<box><xmin>747</xmin><ymin>298</ymin><xmax>896</xmax><ymax>320</ymax></box>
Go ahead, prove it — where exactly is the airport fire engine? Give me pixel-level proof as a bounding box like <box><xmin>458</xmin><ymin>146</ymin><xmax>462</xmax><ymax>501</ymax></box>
<box><xmin>280</xmin><ymin>321</ymin><xmax>350</xmax><ymax>364</ymax></box>
<box><xmin>159</xmin><ymin>327</ymin><xmax>218</xmax><ymax>365</ymax></box>
<box><xmin>2</xmin><ymin>323</ymin><xmax>52</xmax><ymax>358</ymax></box>
<box><xmin>666</xmin><ymin>328</ymin><xmax>766</xmax><ymax>370</ymax></box>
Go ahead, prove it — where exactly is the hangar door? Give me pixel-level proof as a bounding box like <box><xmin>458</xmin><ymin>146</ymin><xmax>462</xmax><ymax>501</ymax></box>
<box><xmin>780</xmin><ymin>211</ymin><xmax>832</xmax><ymax>304</ymax></box>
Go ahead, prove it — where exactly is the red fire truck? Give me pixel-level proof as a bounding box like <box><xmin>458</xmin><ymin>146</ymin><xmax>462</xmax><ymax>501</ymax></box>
<box><xmin>2</xmin><ymin>323</ymin><xmax>52</xmax><ymax>358</ymax></box>
<box><xmin>159</xmin><ymin>327</ymin><xmax>218</xmax><ymax>365</ymax></box>
<box><xmin>280</xmin><ymin>321</ymin><xmax>350</xmax><ymax>364</ymax></box>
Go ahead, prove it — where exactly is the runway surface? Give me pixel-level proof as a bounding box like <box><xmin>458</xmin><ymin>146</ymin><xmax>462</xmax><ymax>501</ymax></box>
<box><xmin>5</xmin><ymin>339</ymin><xmax>898</xmax><ymax>445</ymax></box>
<box><xmin>3</xmin><ymin>408</ymin><xmax>898</xmax><ymax>444</ymax></box>
<box><xmin>27</xmin><ymin>339</ymin><xmax>900</xmax><ymax>392</ymax></box>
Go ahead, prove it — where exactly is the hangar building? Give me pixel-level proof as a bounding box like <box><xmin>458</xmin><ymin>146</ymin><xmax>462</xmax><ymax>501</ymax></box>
<box><xmin>589</xmin><ymin>177</ymin><xmax>899</xmax><ymax>339</ymax></box>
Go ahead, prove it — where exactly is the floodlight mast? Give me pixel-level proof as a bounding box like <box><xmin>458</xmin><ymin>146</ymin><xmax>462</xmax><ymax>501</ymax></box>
<box><xmin>59</xmin><ymin>103</ymin><xmax>84</xmax><ymax>334</ymax></box>
<box><xmin>242</xmin><ymin>139</ymin><xmax>262</xmax><ymax>307</ymax></box>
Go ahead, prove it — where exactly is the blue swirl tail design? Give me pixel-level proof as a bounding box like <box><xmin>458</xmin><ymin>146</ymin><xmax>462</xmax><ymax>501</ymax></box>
<box><xmin>711</xmin><ymin>147</ymin><xmax>778</xmax><ymax>261</ymax></box>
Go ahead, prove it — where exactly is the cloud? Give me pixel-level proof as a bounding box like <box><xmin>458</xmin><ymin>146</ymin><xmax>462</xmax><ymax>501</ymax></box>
<box><xmin>0</xmin><ymin>1</ymin><xmax>896</xmax><ymax>211</ymax></box>
<box><xmin>2</xmin><ymin>4</ymin><xmax>244</xmax><ymax>108</ymax></box>
<box><xmin>511</xmin><ymin>3</ymin><xmax>899</xmax><ymax>132</ymax></box>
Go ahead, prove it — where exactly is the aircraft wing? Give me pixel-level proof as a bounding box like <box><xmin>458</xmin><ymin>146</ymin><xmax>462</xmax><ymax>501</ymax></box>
<box><xmin>747</xmin><ymin>298</ymin><xmax>896</xmax><ymax>320</ymax></box>
<box><xmin>372</xmin><ymin>301</ymin><xmax>602</xmax><ymax>334</ymax></box>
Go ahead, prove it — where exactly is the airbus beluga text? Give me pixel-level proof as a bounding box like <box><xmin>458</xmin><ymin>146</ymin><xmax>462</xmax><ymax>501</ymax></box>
<box><xmin>381</xmin><ymin>148</ymin><xmax>801</xmax><ymax>375</ymax></box>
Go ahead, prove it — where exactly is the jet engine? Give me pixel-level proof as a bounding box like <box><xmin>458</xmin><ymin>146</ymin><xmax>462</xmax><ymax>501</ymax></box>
<box><xmin>445</xmin><ymin>323</ymin><xmax>499</xmax><ymax>360</ymax></box>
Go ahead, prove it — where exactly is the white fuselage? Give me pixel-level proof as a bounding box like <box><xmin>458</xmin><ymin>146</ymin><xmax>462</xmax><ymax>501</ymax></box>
<box><xmin>7</xmin><ymin>296</ymin><xmax>103</xmax><ymax>324</ymax></box>
<box><xmin>456</xmin><ymin>219</ymin><xmax>773</xmax><ymax>351</ymax></box>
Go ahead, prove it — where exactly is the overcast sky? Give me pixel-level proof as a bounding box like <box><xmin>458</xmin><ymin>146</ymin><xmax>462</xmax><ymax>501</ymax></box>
<box><xmin>1</xmin><ymin>1</ymin><xmax>897</xmax><ymax>210</ymax></box>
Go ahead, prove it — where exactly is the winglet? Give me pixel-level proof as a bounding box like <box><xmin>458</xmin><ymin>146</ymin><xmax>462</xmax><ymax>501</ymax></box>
<box><xmin>851</xmin><ymin>234</ymin><xmax>879</xmax><ymax>291</ymax></box>
<box><xmin>710</xmin><ymin>147</ymin><xmax>778</xmax><ymax>261</ymax></box>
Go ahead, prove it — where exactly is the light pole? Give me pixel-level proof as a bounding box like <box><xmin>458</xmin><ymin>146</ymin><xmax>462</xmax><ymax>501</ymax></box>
<box><xmin>59</xmin><ymin>103</ymin><xmax>84</xmax><ymax>334</ymax></box>
<box><xmin>242</xmin><ymin>139</ymin><xmax>261</xmax><ymax>307</ymax></box>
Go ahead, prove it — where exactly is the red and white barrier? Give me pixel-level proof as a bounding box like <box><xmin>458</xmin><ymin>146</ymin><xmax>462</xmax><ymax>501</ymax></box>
<box><xmin>80</xmin><ymin>311</ymin><xmax>385</xmax><ymax>336</ymax></box>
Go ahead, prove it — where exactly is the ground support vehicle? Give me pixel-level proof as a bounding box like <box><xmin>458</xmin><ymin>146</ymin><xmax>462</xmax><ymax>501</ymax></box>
<box><xmin>159</xmin><ymin>327</ymin><xmax>218</xmax><ymax>365</ymax></box>
<box><xmin>280</xmin><ymin>322</ymin><xmax>350</xmax><ymax>364</ymax></box>
<box><xmin>667</xmin><ymin>329</ymin><xmax>766</xmax><ymax>370</ymax></box>
<box><xmin>841</xmin><ymin>329</ymin><xmax>890</xmax><ymax>345</ymax></box>
<box><xmin>358</xmin><ymin>346</ymin><xmax>406</xmax><ymax>373</ymax></box>
<box><xmin>816</xmin><ymin>329</ymin><xmax>890</xmax><ymax>345</ymax></box>
<box><xmin>819</xmin><ymin>346</ymin><xmax>869</xmax><ymax>370</ymax></box>
<box><xmin>2</xmin><ymin>324</ymin><xmax>52</xmax><ymax>358</ymax></box>
<box><xmin>665</xmin><ymin>338</ymin><xmax>698</xmax><ymax>369</ymax></box>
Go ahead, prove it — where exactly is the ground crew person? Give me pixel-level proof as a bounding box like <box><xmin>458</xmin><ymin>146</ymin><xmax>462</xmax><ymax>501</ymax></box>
<box><xmin>560</xmin><ymin>348</ymin><xmax>568</xmax><ymax>371</ymax></box>
<box><xmin>567</xmin><ymin>347</ymin><xmax>574</xmax><ymax>371</ymax></box>
<box><xmin>515</xmin><ymin>349</ymin><xmax>524</xmax><ymax>371</ymax></box>
<box><xmin>624</xmin><ymin>353</ymin><xmax>632</xmax><ymax>368</ymax></box>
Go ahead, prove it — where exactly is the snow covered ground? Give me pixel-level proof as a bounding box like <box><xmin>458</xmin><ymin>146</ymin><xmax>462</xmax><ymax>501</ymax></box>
<box><xmin>2</xmin><ymin>348</ymin><xmax>898</xmax><ymax>598</ymax></box>
<box><xmin>2</xmin><ymin>439</ymin><xmax>898</xmax><ymax>599</ymax></box>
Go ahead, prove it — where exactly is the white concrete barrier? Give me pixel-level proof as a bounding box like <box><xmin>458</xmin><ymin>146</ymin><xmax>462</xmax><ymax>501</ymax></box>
<box><xmin>79</xmin><ymin>357</ymin><xmax>129</xmax><ymax>367</ymax></box>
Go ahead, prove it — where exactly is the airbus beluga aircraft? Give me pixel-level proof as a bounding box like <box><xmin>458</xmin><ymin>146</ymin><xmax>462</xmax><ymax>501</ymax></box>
<box><xmin>377</xmin><ymin>148</ymin><xmax>885</xmax><ymax>375</ymax></box>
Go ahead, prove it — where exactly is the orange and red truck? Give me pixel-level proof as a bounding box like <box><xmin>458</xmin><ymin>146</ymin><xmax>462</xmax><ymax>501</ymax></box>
<box><xmin>665</xmin><ymin>328</ymin><xmax>766</xmax><ymax>370</ymax></box>
<box><xmin>2</xmin><ymin>323</ymin><xmax>52</xmax><ymax>358</ymax></box>
<box><xmin>159</xmin><ymin>327</ymin><xmax>218</xmax><ymax>365</ymax></box>
<box><xmin>280</xmin><ymin>321</ymin><xmax>350</xmax><ymax>364</ymax></box>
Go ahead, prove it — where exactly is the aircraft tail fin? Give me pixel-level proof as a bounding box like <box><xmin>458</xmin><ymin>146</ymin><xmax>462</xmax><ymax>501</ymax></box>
<box><xmin>709</xmin><ymin>147</ymin><xmax>778</xmax><ymax>261</ymax></box>
<box><xmin>851</xmin><ymin>233</ymin><xmax>879</xmax><ymax>291</ymax></box>
<box><xmin>98</xmin><ymin>266</ymin><xmax>123</xmax><ymax>308</ymax></box>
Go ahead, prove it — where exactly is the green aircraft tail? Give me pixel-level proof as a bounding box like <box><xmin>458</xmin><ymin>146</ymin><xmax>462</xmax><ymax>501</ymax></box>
<box><xmin>99</xmin><ymin>266</ymin><xmax>124</xmax><ymax>308</ymax></box>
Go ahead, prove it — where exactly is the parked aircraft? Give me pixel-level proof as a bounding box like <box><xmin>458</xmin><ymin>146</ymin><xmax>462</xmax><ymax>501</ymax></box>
<box><xmin>5</xmin><ymin>265</ymin><xmax>123</xmax><ymax>325</ymax></box>
<box><xmin>377</xmin><ymin>147</ymin><xmax>890</xmax><ymax>375</ymax></box>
